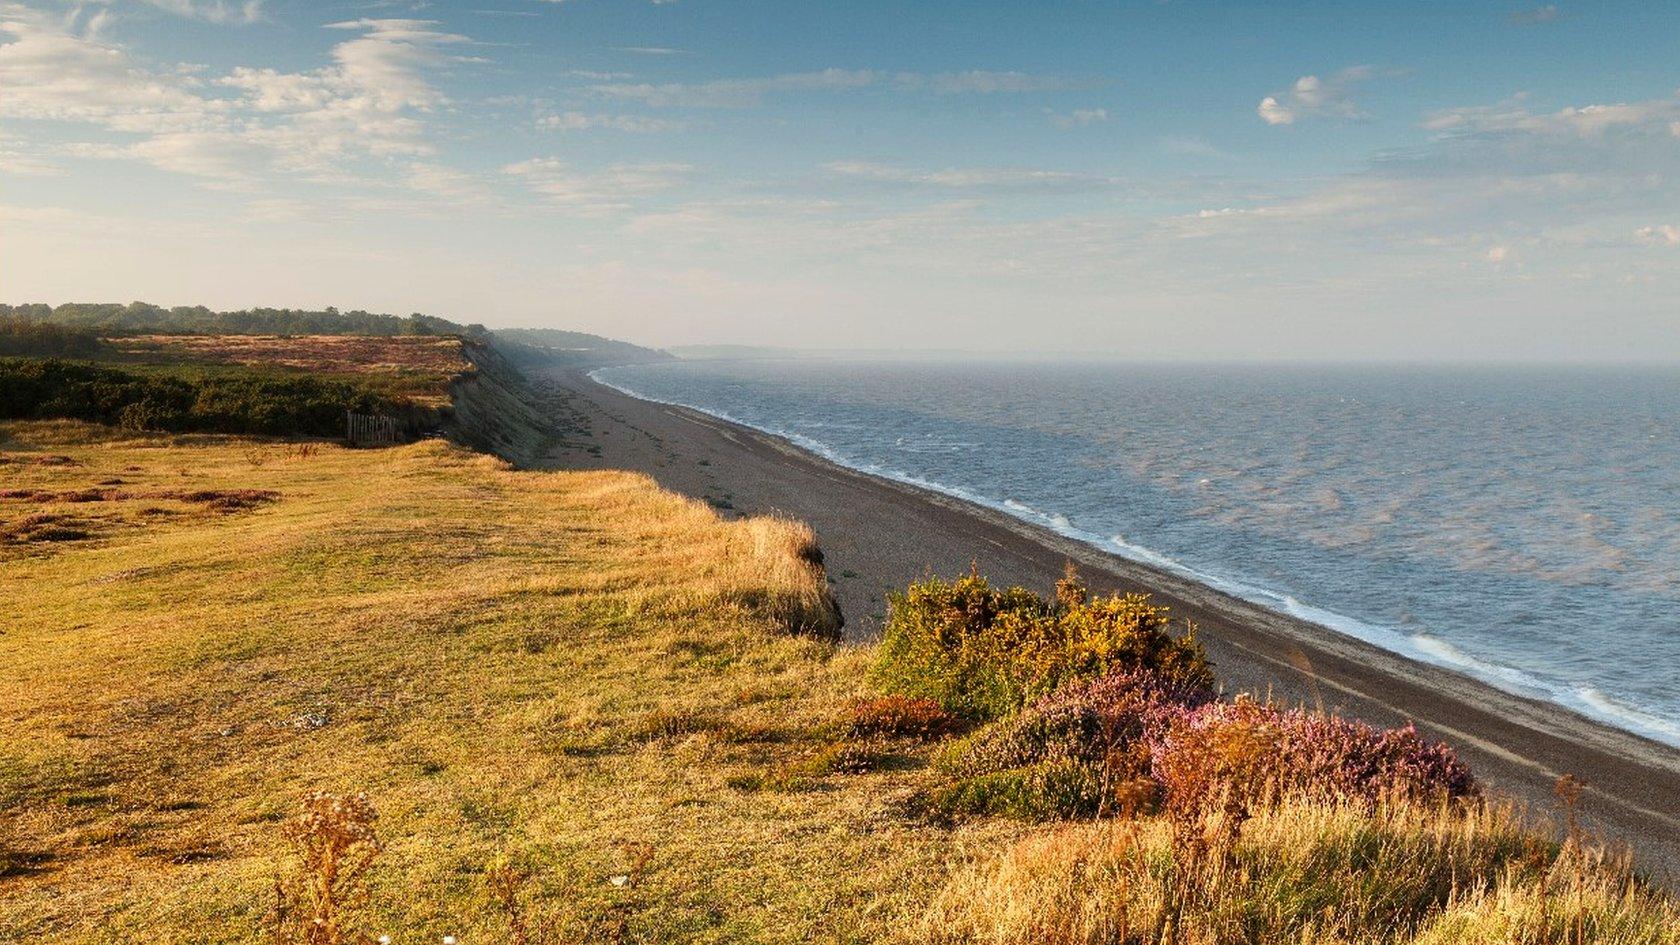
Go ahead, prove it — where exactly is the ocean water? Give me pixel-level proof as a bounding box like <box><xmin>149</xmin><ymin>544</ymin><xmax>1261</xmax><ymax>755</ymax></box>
<box><xmin>592</xmin><ymin>359</ymin><xmax>1680</xmax><ymax>747</ymax></box>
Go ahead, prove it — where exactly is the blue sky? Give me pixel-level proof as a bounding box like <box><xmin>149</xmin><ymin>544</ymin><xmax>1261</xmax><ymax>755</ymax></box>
<box><xmin>3</xmin><ymin>0</ymin><xmax>1678</xmax><ymax>359</ymax></box>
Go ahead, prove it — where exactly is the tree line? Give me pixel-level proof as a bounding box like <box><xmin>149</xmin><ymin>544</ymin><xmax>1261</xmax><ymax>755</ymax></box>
<box><xmin>1</xmin><ymin>302</ymin><xmax>484</xmax><ymax>338</ymax></box>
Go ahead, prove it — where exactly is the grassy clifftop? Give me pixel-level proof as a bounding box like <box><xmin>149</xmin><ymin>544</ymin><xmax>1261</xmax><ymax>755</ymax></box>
<box><xmin>3</xmin><ymin>419</ymin><xmax>1677</xmax><ymax>944</ymax></box>
<box><xmin>1</xmin><ymin>422</ymin><xmax>987</xmax><ymax>944</ymax></box>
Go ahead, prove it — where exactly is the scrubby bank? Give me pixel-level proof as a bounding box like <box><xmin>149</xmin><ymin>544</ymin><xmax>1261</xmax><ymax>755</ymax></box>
<box><xmin>0</xmin><ymin>358</ymin><xmax>404</xmax><ymax>437</ymax></box>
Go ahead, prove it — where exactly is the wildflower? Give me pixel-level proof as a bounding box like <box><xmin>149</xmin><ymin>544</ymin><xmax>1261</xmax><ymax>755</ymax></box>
<box><xmin>610</xmin><ymin>874</ymin><xmax>630</xmax><ymax>887</ymax></box>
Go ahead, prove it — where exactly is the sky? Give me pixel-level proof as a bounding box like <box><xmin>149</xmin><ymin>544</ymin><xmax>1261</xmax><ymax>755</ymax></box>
<box><xmin>2</xmin><ymin>0</ymin><xmax>1678</xmax><ymax>359</ymax></box>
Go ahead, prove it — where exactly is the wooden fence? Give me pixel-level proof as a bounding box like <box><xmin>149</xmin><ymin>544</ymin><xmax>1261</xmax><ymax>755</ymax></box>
<box><xmin>345</xmin><ymin>411</ymin><xmax>401</xmax><ymax>447</ymax></box>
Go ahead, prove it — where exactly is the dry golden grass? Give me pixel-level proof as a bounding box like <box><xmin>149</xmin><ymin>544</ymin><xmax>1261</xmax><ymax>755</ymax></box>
<box><xmin>923</xmin><ymin>795</ymin><xmax>1679</xmax><ymax>945</ymax></box>
<box><xmin>0</xmin><ymin>420</ymin><xmax>1010</xmax><ymax>943</ymax></box>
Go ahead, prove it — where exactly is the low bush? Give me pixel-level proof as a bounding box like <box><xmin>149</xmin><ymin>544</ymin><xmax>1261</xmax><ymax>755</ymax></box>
<box><xmin>921</xmin><ymin>663</ymin><xmax>1474</xmax><ymax>825</ymax></box>
<box><xmin>795</xmin><ymin>737</ymin><xmax>890</xmax><ymax>777</ymax></box>
<box><xmin>925</xmin><ymin>760</ymin><xmax>1108</xmax><ymax>821</ymax></box>
<box><xmin>930</xmin><ymin>669</ymin><xmax>1207</xmax><ymax>820</ymax></box>
<box><xmin>870</xmin><ymin>569</ymin><xmax>1211</xmax><ymax>721</ymax></box>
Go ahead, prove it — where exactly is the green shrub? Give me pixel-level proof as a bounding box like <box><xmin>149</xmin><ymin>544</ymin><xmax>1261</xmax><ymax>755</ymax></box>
<box><xmin>795</xmin><ymin>737</ymin><xmax>888</xmax><ymax>777</ymax></box>
<box><xmin>0</xmin><ymin>317</ymin><xmax>105</xmax><ymax>358</ymax></box>
<box><xmin>0</xmin><ymin>358</ymin><xmax>404</xmax><ymax>437</ymax></box>
<box><xmin>869</xmin><ymin>569</ymin><xmax>1210</xmax><ymax>721</ymax></box>
<box><xmin>924</xmin><ymin>760</ymin><xmax>1107</xmax><ymax>821</ymax></box>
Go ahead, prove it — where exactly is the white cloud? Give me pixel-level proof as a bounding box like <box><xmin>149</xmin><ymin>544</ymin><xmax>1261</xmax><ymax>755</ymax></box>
<box><xmin>1160</xmin><ymin>136</ymin><xmax>1233</xmax><ymax>160</ymax></box>
<box><xmin>0</xmin><ymin>9</ymin><xmax>484</xmax><ymax>191</ymax></box>
<box><xmin>1257</xmin><ymin>66</ymin><xmax>1373</xmax><ymax>126</ymax></box>
<box><xmin>0</xmin><ymin>9</ymin><xmax>220</xmax><ymax>129</ymax></box>
<box><xmin>1257</xmin><ymin>95</ymin><xmax>1294</xmax><ymax>125</ymax></box>
<box><xmin>1423</xmin><ymin>98</ymin><xmax>1678</xmax><ymax>139</ymax></box>
<box><xmin>898</xmin><ymin>71</ymin><xmax>1075</xmax><ymax>94</ymax></box>
<box><xmin>1636</xmin><ymin>224</ymin><xmax>1680</xmax><ymax>246</ymax></box>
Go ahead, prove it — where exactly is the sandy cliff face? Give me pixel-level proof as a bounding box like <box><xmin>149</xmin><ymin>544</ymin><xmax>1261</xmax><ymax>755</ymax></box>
<box><xmin>444</xmin><ymin>338</ymin><xmax>562</xmax><ymax>467</ymax></box>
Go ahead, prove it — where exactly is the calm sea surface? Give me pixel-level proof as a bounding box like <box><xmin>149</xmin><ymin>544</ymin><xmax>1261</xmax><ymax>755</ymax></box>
<box><xmin>593</xmin><ymin>359</ymin><xmax>1680</xmax><ymax>746</ymax></box>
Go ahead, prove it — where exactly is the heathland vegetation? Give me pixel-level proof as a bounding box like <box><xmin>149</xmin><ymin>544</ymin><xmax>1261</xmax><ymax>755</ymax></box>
<box><xmin>4</xmin><ymin>418</ymin><xmax>1676</xmax><ymax>943</ymax></box>
<box><xmin>0</xmin><ymin>308</ymin><xmax>488</xmax><ymax>438</ymax></box>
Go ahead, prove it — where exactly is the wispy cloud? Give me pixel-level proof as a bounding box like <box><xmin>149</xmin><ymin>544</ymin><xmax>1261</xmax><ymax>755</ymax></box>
<box><xmin>591</xmin><ymin>68</ymin><xmax>1076</xmax><ymax>108</ymax></box>
<box><xmin>1047</xmin><ymin>107</ymin><xmax>1108</xmax><ymax>129</ymax></box>
<box><xmin>0</xmin><ymin>9</ymin><xmax>481</xmax><ymax>186</ymax></box>
<box><xmin>822</xmin><ymin>160</ymin><xmax>1120</xmax><ymax>193</ymax></box>
<box><xmin>503</xmin><ymin>157</ymin><xmax>691</xmax><ymax>215</ymax></box>
<box><xmin>539</xmin><ymin>111</ymin><xmax>683</xmax><ymax>133</ymax></box>
<box><xmin>593</xmin><ymin>69</ymin><xmax>877</xmax><ymax>107</ymax></box>
<box><xmin>1635</xmin><ymin>224</ymin><xmax>1679</xmax><ymax>246</ymax></box>
<box><xmin>91</xmin><ymin>0</ymin><xmax>264</xmax><ymax>24</ymax></box>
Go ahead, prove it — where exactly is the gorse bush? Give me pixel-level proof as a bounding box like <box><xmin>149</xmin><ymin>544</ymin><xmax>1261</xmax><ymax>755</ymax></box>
<box><xmin>0</xmin><ymin>358</ymin><xmax>402</xmax><ymax>436</ymax></box>
<box><xmin>870</xmin><ymin>570</ymin><xmax>1212</xmax><ymax>721</ymax></box>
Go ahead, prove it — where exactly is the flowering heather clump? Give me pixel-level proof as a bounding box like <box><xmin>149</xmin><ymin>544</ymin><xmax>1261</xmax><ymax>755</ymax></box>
<box><xmin>929</xmin><ymin>670</ymin><xmax>1209</xmax><ymax>820</ymax></box>
<box><xmin>870</xmin><ymin>569</ymin><xmax>1211</xmax><ymax>720</ymax></box>
<box><xmin>926</xmin><ymin>665</ymin><xmax>1473</xmax><ymax>824</ymax></box>
<box><xmin>1154</xmin><ymin>698</ymin><xmax>1478</xmax><ymax>824</ymax></box>
<box><xmin>847</xmin><ymin>695</ymin><xmax>962</xmax><ymax>740</ymax></box>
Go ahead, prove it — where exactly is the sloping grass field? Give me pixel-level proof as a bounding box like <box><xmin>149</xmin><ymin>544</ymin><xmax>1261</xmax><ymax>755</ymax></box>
<box><xmin>3</xmin><ymin>419</ymin><xmax>1676</xmax><ymax>944</ymax></box>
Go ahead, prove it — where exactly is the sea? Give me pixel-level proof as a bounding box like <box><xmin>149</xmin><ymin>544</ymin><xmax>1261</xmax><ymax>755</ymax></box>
<box><xmin>592</xmin><ymin>358</ymin><xmax>1680</xmax><ymax>748</ymax></box>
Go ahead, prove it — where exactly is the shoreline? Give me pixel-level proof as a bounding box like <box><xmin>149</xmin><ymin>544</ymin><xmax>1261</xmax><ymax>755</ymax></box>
<box><xmin>534</xmin><ymin>363</ymin><xmax>1680</xmax><ymax>879</ymax></box>
<box><xmin>587</xmin><ymin>365</ymin><xmax>1680</xmax><ymax>751</ymax></box>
